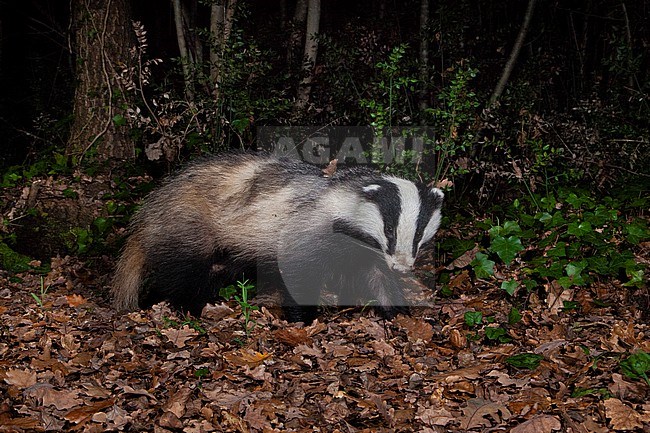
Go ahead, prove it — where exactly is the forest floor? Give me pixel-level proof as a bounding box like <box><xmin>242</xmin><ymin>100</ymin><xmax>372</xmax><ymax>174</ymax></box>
<box><xmin>1</xmin><ymin>249</ymin><xmax>649</xmax><ymax>432</ymax></box>
<box><xmin>1</xmin><ymin>176</ymin><xmax>649</xmax><ymax>432</ymax></box>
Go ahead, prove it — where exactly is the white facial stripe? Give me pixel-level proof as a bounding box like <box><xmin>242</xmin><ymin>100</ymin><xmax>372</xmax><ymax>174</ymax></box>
<box><xmin>355</xmin><ymin>201</ymin><xmax>386</xmax><ymax>249</ymax></box>
<box><xmin>386</xmin><ymin>177</ymin><xmax>421</xmax><ymax>264</ymax></box>
<box><xmin>419</xmin><ymin>208</ymin><xmax>442</xmax><ymax>249</ymax></box>
<box><xmin>330</xmin><ymin>189</ymin><xmax>386</xmax><ymax>249</ymax></box>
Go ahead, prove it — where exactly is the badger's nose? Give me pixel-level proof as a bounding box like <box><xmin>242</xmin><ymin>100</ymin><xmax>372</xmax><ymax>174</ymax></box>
<box><xmin>390</xmin><ymin>254</ymin><xmax>415</xmax><ymax>273</ymax></box>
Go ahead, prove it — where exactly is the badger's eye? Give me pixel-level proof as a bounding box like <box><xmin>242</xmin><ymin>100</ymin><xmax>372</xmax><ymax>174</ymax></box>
<box><xmin>385</xmin><ymin>224</ymin><xmax>396</xmax><ymax>238</ymax></box>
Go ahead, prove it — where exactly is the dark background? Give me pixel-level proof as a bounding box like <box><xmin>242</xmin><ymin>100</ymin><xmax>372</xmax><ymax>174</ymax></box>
<box><xmin>0</xmin><ymin>0</ymin><xmax>648</xmax><ymax>184</ymax></box>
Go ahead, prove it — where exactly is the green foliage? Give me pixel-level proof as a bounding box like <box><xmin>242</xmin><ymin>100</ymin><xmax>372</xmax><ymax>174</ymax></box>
<box><xmin>220</xmin><ymin>278</ymin><xmax>258</xmax><ymax>337</ymax></box>
<box><xmin>112</xmin><ymin>114</ymin><xmax>127</xmax><ymax>127</ymax></box>
<box><xmin>0</xmin><ymin>242</ymin><xmax>34</xmax><ymax>273</ymax></box>
<box><xmin>30</xmin><ymin>276</ymin><xmax>50</xmax><ymax>308</ymax></box>
<box><xmin>464</xmin><ymin>311</ymin><xmax>512</xmax><ymax>343</ymax></box>
<box><xmin>360</xmin><ymin>44</ymin><xmax>417</xmax><ymax>133</ymax></box>
<box><xmin>464</xmin><ymin>311</ymin><xmax>483</xmax><ymax>327</ymax></box>
<box><xmin>359</xmin><ymin>44</ymin><xmax>422</xmax><ymax>179</ymax></box>
<box><xmin>508</xmin><ymin>307</ymin><xmax>522</xmax><ymax>325</ymax></box>
<box><xmin>571</xmin><ymin>387</ymin><xmax>609</xmax><ymax>399</ymax></box>
<box><xmin>489</xmin><ymin>235</ymin><xmax>524</xmax><ymax>265</ymax></box>
<box><xmin>0</xmin><ymin>154</ymin><xmax>70</xmax><ymax>188</ymax></box>
<box><xmin>500</xmin><ymin>280</ymin><xmax>518</xmax><ymax>296</ymax></box>
<box><xmin>65</xmin><ymin>210</ymin><xmax>118</xmax><ymax>256</ymax></box>
<box><xmin>470</xmin><ymin>252</ymin><xmax>495</xmax><ymax>279</ymax></box>
<box><xmin>122</xmin><ymin>11</ymin><xmax>291</xmax><ymax>158</ymax></box>
<box><xmin>194</xmin><ymin>368</ymin><xmax>210</xmax><ymax>378</ymax></box>
<box><xmin>484</xmin><ymin>326</ymin><xmax>511</xmax><ymax>343</ymax></box>
<box><xmin>619</xmin><ymin>351</ymin><xmax>650</xmax><ymax>386</ymax></box>
<box><xmin>425</xmin><ymin>63</ymin><xmax>480</xmax><ymax>182</ymax></box>
<box><xmin>519</xmin><ymin>190</ymin><xmax>647</xmax><ymax>289</ymax></box>
<box><xmin>505</xmin><ymin>353</ymin><xmax>544</xmax><ymax>370</ymax></box>
<box><xmin>446</xmin><ymin>188</ymin><xmax>648</xmax><ymax>293</ymax></box>
<box><xmin>68</xmin><ymin>227</ymin><xmax>93</xmax><ymax>255</ymax></box>
<box><xmin>162</xmin><ymin>315</ymin><xmax>207</xmax><ymax>334</ymax></box>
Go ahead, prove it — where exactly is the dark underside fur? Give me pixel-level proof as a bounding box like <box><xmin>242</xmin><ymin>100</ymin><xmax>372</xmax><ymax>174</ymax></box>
<box><xmin>137</xmin><ymin>229</ymin><xmax>406</xmax><ymax>322</ymax></box>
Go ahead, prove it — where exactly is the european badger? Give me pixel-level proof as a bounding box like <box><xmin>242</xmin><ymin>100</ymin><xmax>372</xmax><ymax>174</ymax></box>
<box><xmin>112</xmin><ymin>153</ymin><xmax>443</xmax><ymax>321</ymax></box>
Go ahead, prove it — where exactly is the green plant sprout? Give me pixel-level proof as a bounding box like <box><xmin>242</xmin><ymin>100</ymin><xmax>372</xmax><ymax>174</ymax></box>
<box><xmin>31</xmin><ymin>276</ymin><xmax>50</xmax><ymax>307</ymax></box>
<box><xmin>220</xmin><ymin>278</ymin><xmax>258</xmax><ymax>338</ymax></box>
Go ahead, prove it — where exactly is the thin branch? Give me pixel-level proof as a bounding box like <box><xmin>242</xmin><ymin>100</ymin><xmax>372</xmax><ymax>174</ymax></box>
<box><xmin>489</xmin><ymin>0</ymin><xmax>538</xmax><ymax>105</ymax></box>
<box><xmin>620</xmin><ymin>3</ymin><xmax>634</xmax><ymax>89</ymax></box>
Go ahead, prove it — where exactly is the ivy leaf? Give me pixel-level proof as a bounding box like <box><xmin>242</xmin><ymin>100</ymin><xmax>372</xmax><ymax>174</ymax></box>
<box><xmin>488</xmin><ymin>225</ymin><xmax>504</xmax><ymax>238</ymax></box>
<box><xmin>112</xmin><ymin>114</ymin><xmax>127</xmax><ymax>126</ymax></box>
<box><xmin>547</xmin><ymin>242</ymin><xmax>566</xmax><ymax>258</ymax></box>
<box><xmin>566</xmin><ymin>261</ymin><xmax>587</xmax><ymax>277</ymax></box>
<box><xmin>500</xmin><ymin>280</ymin><xmax>518</xmax><ymax>296</ymax></box>
<box><xmin>508</xmin><ymin>307</ymin><xmax>522</xmax><ymax>325</ymax></box>
<box><xmin>620</xmin><ymin>351</ymin><xmax>650</xmax><ymax>385</ymax></box>
<box><xmin>464</xmin><ymin>311</ymin><xmax>483</xmax><ymax>327</ymax></box>
<box><xmin>558</xmin><ymin>261</ymin><xmax>588</xmax><ymax>288</ymax></box>
<box><xmin>502</xmin><ymin>220</ymin><xmax>522</xmax><ymax>236</ymax></box>
<box><xmin>625</xmin><ymin>223</ymin><xmax>649</xmax><ymax>244</ymax></box>
<box><xmin>623</xmin><ymin>269</ymin><xmax>644</xmax><ymax>288</ymax></box>
<box><xmin>93</xmin><ymin>217</ymin><xmax>112</xmax><ymax>234</ymax></box>
<box><xmin>567</xmin><ymin>221</ymin><xmax>593</xmax><ymax>237</ymax></box>
<box><xmin>490</xmin><ymin>236</ymin><xmax>524</xmax><ymax>264</ymax></box>
<box><xmin>505</xmin><ymin>353</ymin><xmax>544</xmax><ymax>370</ymax></box>
<box><xmin>485</xmin><ymin>327</ymin><xmax>510</xmax><ymax>342</ymax></box>
<box><xmin>471</xmin><ymin>252</ymin><xmax>495</xmax><ymax>278</ymax></box>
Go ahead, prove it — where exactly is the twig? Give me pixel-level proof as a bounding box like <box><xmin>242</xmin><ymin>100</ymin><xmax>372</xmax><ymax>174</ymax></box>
<box><xmin>489</xmin><ymin>0</ymin><xmax>538</xmax><ymax>105</ymax></box>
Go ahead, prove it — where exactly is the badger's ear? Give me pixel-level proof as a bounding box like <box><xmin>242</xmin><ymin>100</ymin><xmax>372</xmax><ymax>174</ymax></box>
<box><xmin>429</xmin><ymin>187</ymin><xmax>444</xmax><ymax>200</ymax></box>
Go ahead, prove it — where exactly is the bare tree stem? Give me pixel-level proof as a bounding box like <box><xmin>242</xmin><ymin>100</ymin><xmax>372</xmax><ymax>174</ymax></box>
<box><xmin>489</xmin><ymin>0</ymin><xmax>537</xmax><ymax>105</ymax></box>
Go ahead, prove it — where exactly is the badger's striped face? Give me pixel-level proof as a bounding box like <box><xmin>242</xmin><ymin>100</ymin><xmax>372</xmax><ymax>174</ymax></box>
<box><xmin>335</xmin><ymin>177</ymin><xmax>443</xmax><ymax>272</ymax></box>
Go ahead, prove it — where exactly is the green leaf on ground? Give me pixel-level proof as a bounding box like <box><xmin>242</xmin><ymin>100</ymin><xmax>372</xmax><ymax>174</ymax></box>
<box><xmin>506</xmin><ymin>353</ymin><xmax>544</xmax><ymax>370</ymax></box>
<box><xmin>471</xmin><ymin>252</ymin><xmax>495</xmax><ymax>278</ymax></box>
<box><xmin>490</xmin><ymin>236</ymin><xmax>524</xmax><ymax>264</ymax></box>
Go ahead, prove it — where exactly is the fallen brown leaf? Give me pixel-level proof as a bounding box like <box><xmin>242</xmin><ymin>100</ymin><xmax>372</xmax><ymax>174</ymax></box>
<box><xmin>604</xmin><ymin>398</ymin><xmax>643</xmax><ymax>431</ymax></box>
<box><xmin>64</xmin><ymin>399</ymin><xmax>115</xmax><ymax>424</ymax></box>
<box><xmin>273</xmin><ymin>327</ymin><xmax>312</xmax><ymax>346</ymax></box>
<box><xmin>4</xmin><ymin>368</ymin><xmax>37</xmax><ymax>388</ymax></box>
<box><xmin>510</xmin><ymin>415</ymin><xmax>562</xmax><ymax>433</ymax></box>
<box><xmin>395</xmin><ymin>316</ymin><xmax>434</xmax><ymax>341</ymax></box>
<box><xmin>66</xmin><ymin>293</ymin><xmax>86</xmax><ymax>307</ymax></box>
<box><xmin>460</xmin><ymin>398</ymin><xmax>512</xmax><ymax>430</ymax></box>
<box><xmin>160</xmin><ymin>325</ymin><xmax>199</xmax><ymax>348</ymax></box>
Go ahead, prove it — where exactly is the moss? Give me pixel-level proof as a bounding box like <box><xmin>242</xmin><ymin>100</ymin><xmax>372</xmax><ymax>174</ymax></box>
<box><xmin>0</xmin><ymin>242</ymin><xmax>34</xmax><ymax>273</ymax></box>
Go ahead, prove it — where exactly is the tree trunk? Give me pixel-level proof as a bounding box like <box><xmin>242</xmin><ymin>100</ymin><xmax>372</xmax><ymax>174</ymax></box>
<box><xmin>172</xmin><ymin>0</ymin><xmax>195</xmax><ymax>101</ymax></box>
<box><xmin>489</xmin><ymin>0</ymin><xmax>537</xmax><ymax>105</ymax></box>
<box><xmin>287</xmin><ymin>0</ymin><xmax>308</xmax><ymax>65</ymax></box>
<box><xmin>210</xmin><ymin>0</ymin><xmax>238</xmax><ymax>101</ymax></box>
<box><xmin>418</xmin><ymin>0</ymin><xmax>430</xmax><ymax>111</ymax></box>
<box><xmin>68</xmin><ymin>0</ymin><xmax>135</xmax><ymax>163</ymax></box>
<box><xmin>294</xmin><ymin>0</ymin><xmax>320</xmax><ymax>113</ymax></box>
<box><xmin>621</xmin><ymin>3</ymin><xmax>635</xmax><ymax>90</ymax></box>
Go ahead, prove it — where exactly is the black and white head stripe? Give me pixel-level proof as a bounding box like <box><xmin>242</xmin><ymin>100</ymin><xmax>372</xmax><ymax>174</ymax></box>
<box><xmin>332</xmin><ymin>179</ymin><xmax>399</xmax><ymax>252</ymax></box>
<box><xmin>333</xmin><ymin>176</ymin><xmax>443</xmax><ymax>272</ymax></box>
<box><xmin>413</xmin><ymin>183</ymin><xmax>445</xmax><ymax>255</ymax></box>
<box><xmin>383</xmin><ymin>176</ymin><xmax>443</xmax><ymax>271</ymax></box>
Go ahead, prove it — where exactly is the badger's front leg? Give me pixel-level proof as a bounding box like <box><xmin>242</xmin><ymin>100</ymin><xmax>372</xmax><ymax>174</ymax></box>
<box><xmin>336</xmin><ymin>262</ymin><xmax>409</xmax><ymax>319</ymax></box>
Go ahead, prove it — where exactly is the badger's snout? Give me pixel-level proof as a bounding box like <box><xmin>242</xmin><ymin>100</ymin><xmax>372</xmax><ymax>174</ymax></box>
<box><xmin>386</xmin><ymin>254</ymin><xmax>415</xmax><ymax>273</ymax></box>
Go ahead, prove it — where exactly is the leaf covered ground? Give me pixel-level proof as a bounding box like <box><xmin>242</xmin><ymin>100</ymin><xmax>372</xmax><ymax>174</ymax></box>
<box><xmin>1</xmin><ymin>246</ymin><xmax>649</xmax><ymax>432</ymax></box>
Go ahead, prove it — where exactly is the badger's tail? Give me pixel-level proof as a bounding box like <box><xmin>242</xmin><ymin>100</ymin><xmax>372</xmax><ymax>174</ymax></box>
<box><xmin>111</xmin><ymin>235</ymin><xmax>146</xmax><ymax>312</ymax></box>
